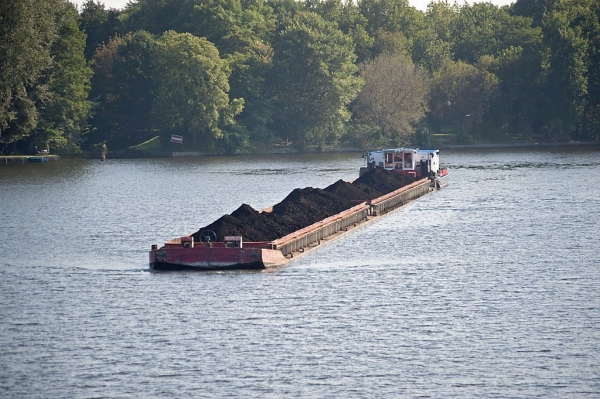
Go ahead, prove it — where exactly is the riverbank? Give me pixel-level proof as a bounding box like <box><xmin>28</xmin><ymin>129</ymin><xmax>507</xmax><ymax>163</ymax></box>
<box><xmin>3</xmin><ymin>140</ymin><xmax>598</xmax><ymax>162</ymax></box>
<box><xmin>96</xmin><ymin>140</ymin><xmax>600</xmax><ymax>158</ymax></box>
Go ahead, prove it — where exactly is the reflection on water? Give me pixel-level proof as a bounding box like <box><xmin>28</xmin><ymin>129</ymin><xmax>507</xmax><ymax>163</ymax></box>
<box><xmin>1</xmin><ymin>148</ymin><xmax>599</xmax><ymax>397</ymax></box>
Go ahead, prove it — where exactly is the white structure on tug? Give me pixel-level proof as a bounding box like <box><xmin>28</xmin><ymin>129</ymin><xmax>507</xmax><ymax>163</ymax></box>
<box><xmin>360</xmin><ymin>148</ymin><xmax>446</xmax><ymax>179</ymax></box>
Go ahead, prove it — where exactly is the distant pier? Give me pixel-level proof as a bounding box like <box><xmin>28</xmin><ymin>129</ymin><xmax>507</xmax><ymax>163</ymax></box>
<box><xmin>1</xmin><ymin>155</ymin><xmax>60</xmax><ymax>164</ymax></box>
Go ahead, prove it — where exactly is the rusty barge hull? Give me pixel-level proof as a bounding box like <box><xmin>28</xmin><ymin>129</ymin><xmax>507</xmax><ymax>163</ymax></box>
<box><xmin>149</xmin><ymin>177</ymin><xmax>441</xmax><ymax>271</ymax></box>
<box><xmin>150</xmin><ymin>245</ymin><xmax>288</xmax><ymax>271</ymax></box>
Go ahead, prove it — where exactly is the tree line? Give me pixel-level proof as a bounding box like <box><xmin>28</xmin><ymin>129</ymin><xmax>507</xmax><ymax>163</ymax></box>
<box><xmin>1</xmin><ymin>0</ymin><xmax>598</xmax><ymax>155</ymax></box>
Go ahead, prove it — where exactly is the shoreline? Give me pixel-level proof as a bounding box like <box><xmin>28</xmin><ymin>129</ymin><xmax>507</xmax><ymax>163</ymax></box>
<box><xmin>2</xmin><ymin>141</ymin><xmax>598</xmax><ymax>162</ymax></box>
<box><xmin>440</xmin><ymin>141</ymin><xmax>600</xmax><ymax>150</ymax></box>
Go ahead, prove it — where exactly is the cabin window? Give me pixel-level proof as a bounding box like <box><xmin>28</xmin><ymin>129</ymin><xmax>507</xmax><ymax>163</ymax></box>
<box><xmin>404</xmin><ymin>153</ymin><xmax>412</xmax><ymax>168</ymax></box>
<box><xmin>392</xmin><ymin>153</ymin><xmax>402</xmax><ymax>169</ymax></box>
<box><xmin>385</xmin><ymin>153</ymin><xmax>394</xmax><ymax>168</ymax></box>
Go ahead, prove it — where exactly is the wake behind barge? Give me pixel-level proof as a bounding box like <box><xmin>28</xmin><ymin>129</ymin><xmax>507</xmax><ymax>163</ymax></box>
<box><xmin>149</xmin><ymin>148</ymin><xmax>448</xmax><ymax>271</ymax></box>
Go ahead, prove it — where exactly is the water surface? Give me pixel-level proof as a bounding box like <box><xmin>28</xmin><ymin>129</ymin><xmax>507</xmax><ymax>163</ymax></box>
<box><xmin>1</xmin><ymin>148</ymin><xmax>599</xmax><ymax>397</ymax></box>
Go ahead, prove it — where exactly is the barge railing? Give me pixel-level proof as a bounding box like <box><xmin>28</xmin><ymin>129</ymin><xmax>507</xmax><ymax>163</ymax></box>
<box><xmin>272</xmin><ymin>203</ymin><xmax>370</xmax><ymax>257</ymax></box>
<box><xmin>369</xmin><ymin>178</ymin><xmax>432</xmax><ymax>215</ymax></box>
<box><xmin>272</xmin><ymin>178</ymin><xmax>432</xmax><ymax>257</ymax></box>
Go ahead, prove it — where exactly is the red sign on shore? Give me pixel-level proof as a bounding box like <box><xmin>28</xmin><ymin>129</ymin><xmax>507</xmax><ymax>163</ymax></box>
<box><xmin>170</xmin><ymin>135</ymin><xmax>183</xmax><ymax>144</ymax></box>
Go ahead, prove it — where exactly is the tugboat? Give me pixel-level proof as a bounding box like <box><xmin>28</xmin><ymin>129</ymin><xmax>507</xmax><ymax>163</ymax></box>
<box><xmin>361</xmin><ymin>148</ymin><xmax>448</xmax><ymax>188</ymax></box>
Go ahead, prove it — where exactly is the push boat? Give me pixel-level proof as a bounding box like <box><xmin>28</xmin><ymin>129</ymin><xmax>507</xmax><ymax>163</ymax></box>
<box><xmin>149</xmin><ymin>148</ymin><xmax>448</xmax><ymax>271</ymax></box>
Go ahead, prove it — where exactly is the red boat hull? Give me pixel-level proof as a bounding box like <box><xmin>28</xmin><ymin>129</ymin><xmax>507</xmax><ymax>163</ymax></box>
<box><xmin>149</xmin><ymin>242</ymin><xmax>288</xmax><ymax>271</ymax></box>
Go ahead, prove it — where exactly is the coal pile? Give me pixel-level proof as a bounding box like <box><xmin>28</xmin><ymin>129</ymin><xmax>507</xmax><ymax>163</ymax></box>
<box><xmin>269</xmin><ymin>187</ymin><xmax>357</xmax><ymax>232</ymax></box>
<box><xmin>353</xmin><ymin>167</ymin><xmax>415</xmax><ymax>197</ymax></box>
<box><xmin>191</xmin><ymin>205</ymin><xmax>289</xmax><ymax>243</ymax></box>
<box><xmin>192</xmin><ymin>168</ymin><xmax>417</xmax><ymax>242</ymax></box>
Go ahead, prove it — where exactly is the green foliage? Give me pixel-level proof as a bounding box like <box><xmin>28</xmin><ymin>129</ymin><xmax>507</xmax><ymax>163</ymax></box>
<box><xmin>512</xmin><ymin>0</ymin><xmax>558</xmax><ymax>27</ymax></box>
<box><xmin>37</xmin><ymin>2</ymin><xmax>93</xmax><ymax>153</ymax></box>
<box><xmin>79</xmin><ymin>0</ymin><xmax>123</xmax><ymax>60</ymax></box>
<box><xmin>0</xmin><ymin>0</ymin><xmax>91</xmax><ymax>154</ymax></box>
<box><xmin>358</xmin><ymin>0</ymin><xmax>411</xmax><ymax>34</ymax></box>
<box><xmin>123</xmin><ymin>0</ymin><xmax>276</xmax><ymax>146</ymax></box>
<box><xmin>0</xmin><ymin>0</ymin><xmax>58</xmax><ymax>146</ymax></box>
<box><xmin>3</xmin><ymin>0</ymin><xmax>600</xmax><ymax>154</ymax></box>
<box><xmin>90</xmin><ymin>31</ymin><xmax>156</xmax><ymax>148</ymax></box>
<box><xmin>541</xmin><ymin>1</ymin><xmax>589</xmax><ymax>140</ymax></box>
<box><xmin>539</xmin><ymin>0</ymin><xmax>600</xmax><ymax>141</ymax></box>
<box><xmin>353</xmin><ymin>52</ymin><xmax>429</xmax><ymax>146</ymax></box>
<box><xmin>428</xmin><ymin>59</ymin><xmax>499</xmax><ymax>140</ymax></box>
<box><xmin>269</xmin><ymin>11</ymin><xmax>362</xmax><ymax>147</ymax></box>
<box><xmin>151</xmin><ymin>31</ymin><xmax>243</xmax><ymax>149</ymax></box>
<box><xmin>451</xmin><ymin>3</ymin><xmax>539</xmax><ymax>64</ymax></box>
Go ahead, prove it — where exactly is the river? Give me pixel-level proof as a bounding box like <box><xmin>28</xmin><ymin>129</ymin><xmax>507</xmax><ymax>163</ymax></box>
<box><xmin>1</xmin><ymin>148</ymin><xmax>599</xmax><ymax>398</ymax></box>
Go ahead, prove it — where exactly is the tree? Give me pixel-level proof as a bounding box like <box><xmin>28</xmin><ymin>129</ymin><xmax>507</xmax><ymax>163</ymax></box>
<box><xmin>269</xmin><ymin>11</ymin><xmax>363</xmax><ymax>147</ymax></box>
<box><xmin>36</xmin><ymin>1</ymin><xmax>93</xmax><ymax>153</ymax></box>
<box><xmin>486</xmin><ymin>45</ymin><xmax>545</xmax><ymax>141</ymax></box>
<box><xmin>358</xmin><ymin>0</ymin><xmax>412</xmax><ymax>34</ymax></box>
<box><xmin>512</xmin><ymin>0</ymin><xmax>558</xmax><ymax>27</ymax></box>
<box><xmin>428</xmin><ymin>59</ymin><xmax>499</xmax><ymax>141</ymax></box>
<box><xmin>124</xmin><ymin>0</ymin><xmax>277</xmax><ymax>147</ymax></box>
<box><xmin>90</xmin><ymin>31</ymin><xmax>156</xmax><ymax>147</ymax></box>
<box><xmin>121</xmin><ymin>0</ymin><xmax>188</xmax><ymax>36</ymax></box>
<box><xmin>540</xmin><ymin>0</ymin><xmax>600</xmax><ymax>141</ymax></box>
<box><xmin>0</xmin><ymin>0</ymin><xmax>58</xmax><ymax>147</ymax></box>
<box><xmin>303</xmin><ymin>0</ymin><xmax>375</xmax><ymax>63</ymax></box>
<box><xmin>576</xmin><ymin>0</ymin><xmax>600</xmax><ymax>141</ymax></box>
<box><xmin>1</xmin><ymin>0</ymin><xmax>92</xmax><ymax>154</ymax></box>
<box><xmin>150</xmin><ymin>31</ymin><xmax>243</xmax><ymax>149</ymax></box>
<box><xmin>541</xmin><ymin>2</ymin><xmax>589</xmax><ymax>140</ymax></box>
<box><xmin>79</xmin><ymin>0</ymin><xmax>123</xmax><ymax>60</ymax></box>
<box><xmin>353</xmin><ymin>52</ymin><xmax>429</xmax><ymax>145</ymax></box>
<box><xmin>224</xmin><ymin>36</ymin><xmax>275</xmax><ymax>146</ymax></box>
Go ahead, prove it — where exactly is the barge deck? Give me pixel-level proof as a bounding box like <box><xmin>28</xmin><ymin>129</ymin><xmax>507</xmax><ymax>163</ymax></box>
<box><xmin>150</xmin><ymin>177</ymin><xmax>441</xmax><ymax>271</ymax></box>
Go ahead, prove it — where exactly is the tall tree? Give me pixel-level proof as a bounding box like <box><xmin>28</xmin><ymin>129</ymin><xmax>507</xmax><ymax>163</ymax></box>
<box><xmin>151</xmin><ymin>31</ymin><xmax>243</xmax><ymax>149</ymax></box>
<box><xmin>0</xmin><ymin>0</ymin><xmax>58</xmax><ymax>147</ymax></box>
<box><xmin>122</xmin><ymin>0</ymin><xmax>187</xmax><ymax>36</ymax></box>
<box><xmin>423</xmin><ymin>1</ymin><xmax>459</xmax><ymax>69</ymax></box>
<box><xmin>486</xmin><ymin>44</ymin><xmax>546</xmax><ymax>141</ymax></box>
<box><xmin>512</xmin><ymin>0</ymin><xmax>558</xmax><ymax>27</ymax></box>
<box><xmin>303</xmin><ymin>0</ymin><xmax>374</xmax><ymax>63</ymax></box>
<box><xmin>269</xmin><ymin>11</ymin><xmax>362</xmax><ymax>147</ymax></box>
<box><xmin>36</xmin><ymin>1</ymin><xmax>93</xmax><ymax>153</ymax></box>
<box><xmin>124</xmin><ymin>0</ymin><xmax>277</xmax><ymax>145</ymax></box>
<box><xmin>358</xmin><ymin>0</ymin><xmax>412</xmax><ymax>34</ymax></box>
<box><xmin>79</xmin><ymin>0</ymin><xmax>123</xmax><ymax>60</ymax></box>
<box><xmin>541</xmin><ymin>2</ymin><xmax>589</xmax><ymax>140</ymax></box>
<box><xmin>353</xmin><ymin>52</ymin><xmax>429</xmax><ymax>145</ymax></box>
<box><xmin>91</xmin><ymin>31</ymin><xmax>156</xmax><ymax>147</ymax></box>
<box><xmin>428</xmin><ymin>59</ymin><xmax>499</xmax><ymax>140</ymax></box>
<box><xmin>451</xmin><ymin>3</ymin><xmax>538</xmax><ymax>64</ymax></box>
<box><xmin>577</xmin><ymin>0</ymin><xmax>600</xmax><ymax>141</ymax></box>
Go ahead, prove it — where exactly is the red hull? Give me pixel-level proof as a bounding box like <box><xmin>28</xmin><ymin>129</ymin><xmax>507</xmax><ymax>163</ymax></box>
<box><xmin>150</xmin><ymin>242</ymin><xmax>288</xmax><ymax>271</ymax></box>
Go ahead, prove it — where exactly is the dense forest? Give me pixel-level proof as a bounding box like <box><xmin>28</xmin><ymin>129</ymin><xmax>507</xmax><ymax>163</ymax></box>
<box><xmin>1</xmin><ymin>0</ymin><xmax>599</xmax><ymax>155</ymax></box>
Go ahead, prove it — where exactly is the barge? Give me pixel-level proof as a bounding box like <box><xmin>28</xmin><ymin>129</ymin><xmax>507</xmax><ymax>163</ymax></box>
<box><xmin>149</xmin><ymin>149</ymin><xmax>448</xmax><ymax>271</ymax></box>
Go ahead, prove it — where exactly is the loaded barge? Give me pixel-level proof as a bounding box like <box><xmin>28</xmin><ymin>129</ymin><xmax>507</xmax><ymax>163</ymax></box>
<box><xmin>149</xmin><ymin>148</ymin><xmax>448</xmax><ymax>271</ymax></box>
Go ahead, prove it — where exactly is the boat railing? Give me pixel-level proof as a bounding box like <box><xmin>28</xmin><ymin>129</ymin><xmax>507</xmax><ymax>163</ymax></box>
<box><xmin>369</xmin><ymin>178</ymin><xmax>432</xmax><ymax>215</ymax></box>
<box><xmin>272</xmin><ymin>203</ymin><xmax>370</xmax><ymax>257</ymax></box>
<box><xmin>272</xmin><ymin>178</ymin><xmax>432</xmax><ymax>257</ymax></box>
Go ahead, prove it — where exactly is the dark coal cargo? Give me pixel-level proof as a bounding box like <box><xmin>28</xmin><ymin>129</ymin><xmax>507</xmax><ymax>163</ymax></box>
<box><xmin>191</xmin><ymin>168</ymin><xmax>416</xmax><ymax>243</ymax></box>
